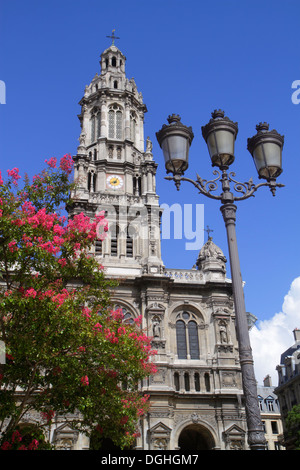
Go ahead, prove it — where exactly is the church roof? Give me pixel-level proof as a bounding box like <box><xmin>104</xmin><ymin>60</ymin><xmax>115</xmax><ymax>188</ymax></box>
<box><xmin>195</xmin><ymin>237</ymin><xmax>227</xmax><ymax>274</ymax></box>
<box><xmin>198</xmin><ymin>237</ymin><xmax>226</xmax><ymax>259</ymax></box>
<box><xmin>196</xmin><ymin>237</ymin><xmax>226</xmax><ymax>264</ymax></box>
<box><xmin>101</xmin><ymin>44</ymin><xmax>126</xmax><ymax>58</ymax></box>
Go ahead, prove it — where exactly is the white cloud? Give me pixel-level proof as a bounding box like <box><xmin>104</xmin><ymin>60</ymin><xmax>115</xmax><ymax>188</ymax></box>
<box><xmin>250</xmin><ymin>276</ymin><xmax>300</xmax><ymax>386</ymax></box>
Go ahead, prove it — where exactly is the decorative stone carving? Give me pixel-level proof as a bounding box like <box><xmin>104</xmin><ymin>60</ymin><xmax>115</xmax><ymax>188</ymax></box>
<box><xmin>148</xmin><ymin>422</ymin><xmax>172</xmax><ymax>450</ymax></box>
<box><xmin>219</xmin><ymin>320</ymin><xmax>228</xmax><ymax>344</ymax></box>
<box><xmin>223</xmin><ymin>424</ymin><xmax>246</xmax><ymax>450</ymax></box>
<box><xmin>52</xmin><ymin>423</ymin><xmax>79</xmax><ymax>450</ymax></box>
<box><xmin>152</xmin><ymin>317</ymin><xmax>161</xmax><ymax>338</ymax></box>
<box><xmin>146</xmin><ymin>136</ymin><xmax>153</xmax><ymax>153</ymax></box>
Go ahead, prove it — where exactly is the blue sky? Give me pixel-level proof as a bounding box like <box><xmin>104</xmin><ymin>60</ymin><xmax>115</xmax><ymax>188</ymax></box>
<box><xmin>1</xmin><ymin>0</ymin><xmax>300</xmax><ymax>382</ymax></box>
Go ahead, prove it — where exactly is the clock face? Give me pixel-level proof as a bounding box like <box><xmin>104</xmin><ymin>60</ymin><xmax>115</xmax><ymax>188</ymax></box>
<box><xmin>106</xmin><ymin>174</ymin><xmax>124</xmax><ymax>190</ymax></box>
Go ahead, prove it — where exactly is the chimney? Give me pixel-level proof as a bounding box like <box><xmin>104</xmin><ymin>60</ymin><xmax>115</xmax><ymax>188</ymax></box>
<box><xmin>293</xmin><ymin>328</ymin><xmax>300</xmax><ymax>342</ymax></box>
<box><xmin>263</xmin><ymin>375</ymin><xmax>272</xmax><ymax>387</ymax></box>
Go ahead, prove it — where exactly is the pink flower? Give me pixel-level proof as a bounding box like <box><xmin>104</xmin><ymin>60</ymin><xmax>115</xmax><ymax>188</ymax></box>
<box><xmin>80</xmin><ymin>375</ymin><xmax>89</xmax><ymax>386</ymax></box>
<box><xmin>59</xmin><ymin>153</ymin><xmax>73</xmax><ymax>174</ymax></box>
<box><xmin>45</xmin><ymin>157</ymin><xmax>57</xmax><ymax>168</ymax></box>
<box><xmin>7</xmin><ymin>167</ymin><xmax>21</xmax><ymax>185</ymax></box>
<box><xmin>93</xmin><ymin>322</ymin><xmax>102</xmax><ymax>332</ymax></box>
<box><xmin>8</xmin><ymin>240</ymin><xmax>18</xmax><ymax>253</ymax></box>
<box><xmin>11</xmin><ymin>430</ymin><xmax>22</xmax><ymax>443</ymax></box>
<box><xmin>120</xmin><ymin>416</ymin><xmax>128</xmax><ymax>425</ymax></box>
<box><xmin>133</xmin><ymin>315</ymin><xmax>143</xmax><ymax>326</ymax></box>
<box><xmin>82</xmin><ymin>307</ymin><xmax>92</xmax><ymax>320</ymax></box>
<box><xmin>110</xmin><ymin>308</ymin><xmax>124</xmax><ymax>321</ymax></box>
<box><xmin>25</xmin><ymin>288</ymin><xmax>37</xmax><ymax>298</ymax></box>
<box><xmin>53</xmin><ymin>224</ymin><xmax>65</xmax><ymax>236</ymax></box>
<box><xmin>40</xmin><ymin>409</ymin><xmax>55</xmax><ymax>423</ymax></box>
<box><xmin>0</xmin><ymin>170</ymin><xmax>3</xmax><ymax>185</ymax></box>
<box><xmin>28</xmin><ymin>439</ymin><xmax>39</xmax><ymax>450</ymax></box>
<box><xmin>1</xmin><ymin>441</ymin><xmax>12</xmax><ymax>450</ymax></box>
<box><xmin>21</xmin><ymin>201</ymin><xmax>35</xmax><ymax>215</ymax></box>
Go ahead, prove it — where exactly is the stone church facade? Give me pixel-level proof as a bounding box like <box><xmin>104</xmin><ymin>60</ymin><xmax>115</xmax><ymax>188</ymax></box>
<box><xmin>62</xmin><ymin>42</ymin><xmax>249</xmax><ymax>450</ymax></box>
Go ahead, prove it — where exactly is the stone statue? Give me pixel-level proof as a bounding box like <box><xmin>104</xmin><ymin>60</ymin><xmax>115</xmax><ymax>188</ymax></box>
<box><xmin>146</xmin><ymin>136</ymin><xmax>153</xmax><ymax>153</ymax></box>
<box><xmin>153</xmin><ymin>320</ymin><xmax>161</xmax><ymax>338</ymax></box>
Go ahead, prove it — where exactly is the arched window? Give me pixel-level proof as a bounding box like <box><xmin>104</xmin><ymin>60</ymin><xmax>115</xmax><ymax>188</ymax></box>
<box><xmin>91</xmin><ymin>115</ymin><xmax>96</xmax><ymax>142</ymax></box>
<box><xmin>175</xmin><ymin>311</ymin><xmax>200</xmax><ymax>360</ymax></box>
<box><xmin>88</xmin><ymin>172</ymin><xmax>96</xmax><ymax>192</ymax></box>
<box><xmin>108</xmin><ymin>110</ymin><xmax>115</xmax><ymax>138</ymax></box>
<box><xmin>114</xmin><ymin>304</ymin><xmax>134</xmax><ymax>324</ymax></box>
<box><xmin>188</xmin><ymin>321</ymin><xmax>200</xmax><ymax>359</ymax></box>
<box><xmin>114</xmin><ymin>80</ymin><xmax>118</xmax><ymax>89</ymax></box>
<box><xmin>130</xmin><ymin>112</ymin><xmax>137</xmax><ymax>143</ymax></box>
<box><xmin>112</xmin><ymin>56</ymin><xmax>117</xmax><ymax>67</ymax></box>
<box><xmin>176</xmin><ymin>320</ymin><xmax>187</xmax><ymax>359</ymax></box>
<box><xmin>97</xmin><ymin>112</ymin><xmax>101</xmax><ymax>138</ymax></box>
<box><xmin>108</xmin><ymin>105</ymin><xmax>123</xmax><ymax>140</ymax></box>
<box><xmin>116</xmin><ymin>110</ymin><xmax>122</xmax><ymax>139</ymax></box>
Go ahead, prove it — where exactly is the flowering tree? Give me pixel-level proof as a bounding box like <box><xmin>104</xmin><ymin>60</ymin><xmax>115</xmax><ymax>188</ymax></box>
<box><xmin>0</xmin><ymin>156</ymin><xmax>157</xmax><ymax>450</ymax></box>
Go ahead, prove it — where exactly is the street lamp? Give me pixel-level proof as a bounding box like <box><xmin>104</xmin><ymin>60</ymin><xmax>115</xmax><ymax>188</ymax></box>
<box><xmin>156</xmin><ymin>110</ymin><xmax>284</xmax><ymax>451</ymax></box>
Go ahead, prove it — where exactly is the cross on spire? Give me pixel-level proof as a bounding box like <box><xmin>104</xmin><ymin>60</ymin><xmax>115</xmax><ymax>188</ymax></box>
<box><xmin>204</xmin><ymin>225</ymin><xmax>214</xmax><ymax>240</ymax></box>
<box><xmin>106</xmin><ymin>29</ymin><xmax>120</xmax><ymax>46</ymax></box>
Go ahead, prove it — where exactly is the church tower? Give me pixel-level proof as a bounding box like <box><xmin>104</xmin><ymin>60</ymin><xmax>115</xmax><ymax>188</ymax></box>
<box><xmin>62</xmin><ymin>38</ymin><xmax>250</xmax><ymax>451</ymax></box>
<box><xmin>70</xmin><ymin>40</ymin><xmax>163</xmax><ymax>277</ymax></box>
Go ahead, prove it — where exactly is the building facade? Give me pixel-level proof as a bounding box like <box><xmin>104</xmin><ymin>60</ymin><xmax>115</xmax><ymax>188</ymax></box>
<box><xmin>52</xmin><ymin>41</ymin><xmax>259</xmax><ymax>451</ymax></box>
<box><xmin>257</xmin><ymin>375</ymin><xmax>284</xmax><ymax>450</ymax></box>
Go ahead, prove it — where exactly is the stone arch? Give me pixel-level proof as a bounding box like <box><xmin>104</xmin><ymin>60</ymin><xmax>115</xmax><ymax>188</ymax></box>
<box><xmin>173</xmin><ymin>418</ymin><xmax>218</xmax><ymax>450</ymax></box>
<box><xmin>170</xmin><ymin>302</ymin><xmax>206</xmax><ymax>324</ymax></box>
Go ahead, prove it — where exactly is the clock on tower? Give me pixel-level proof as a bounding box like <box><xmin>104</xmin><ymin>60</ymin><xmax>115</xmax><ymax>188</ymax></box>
<box><xmin>106</xmin><ymin>174</ymin><xmax>124</xmax><ymax>190</ymax></box>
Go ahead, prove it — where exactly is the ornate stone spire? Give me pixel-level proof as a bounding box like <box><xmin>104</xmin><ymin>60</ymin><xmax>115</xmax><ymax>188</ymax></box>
<box><xmin>196</xmin><ymin>237</ymin><xmax>227</xmax><ymax>277</ymax></box>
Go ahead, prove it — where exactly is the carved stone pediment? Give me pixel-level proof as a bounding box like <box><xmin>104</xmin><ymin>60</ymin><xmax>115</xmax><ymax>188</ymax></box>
<box><xmin>52</xmin><ymin>423</ymin><xmax>79</xmax><ymax>450</ymax></box>
<box><xmin>148</xmin><ymin>422</ymin><xmax>172</xmax><ymax>450</ymax></box>
<box><xmin>146</xmin><ymin>302</ymin><xmax>165</xmax><ymax>313</ymax></box>
<box><xmin>223</xmin><ymin>424</ymin><xmax>246</xmax><ymax>450</ymax></box>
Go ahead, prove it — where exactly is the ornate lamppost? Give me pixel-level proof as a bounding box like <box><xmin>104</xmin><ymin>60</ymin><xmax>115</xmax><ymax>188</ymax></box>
<box><xmin>156</xmin><ymin>110</ymin><xmax>284</xmax><ymax>450</ymax></box>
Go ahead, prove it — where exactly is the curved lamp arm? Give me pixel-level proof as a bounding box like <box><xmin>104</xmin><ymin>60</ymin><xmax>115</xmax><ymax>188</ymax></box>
<box><xmin>165</xmin><ymin>168</ymin><xmax>284</xmax><ymax>201</ymax></box>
